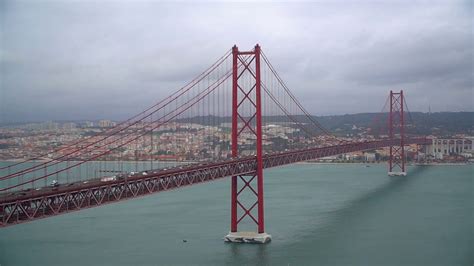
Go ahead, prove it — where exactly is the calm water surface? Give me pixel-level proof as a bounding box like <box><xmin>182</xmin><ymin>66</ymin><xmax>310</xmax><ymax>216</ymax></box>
<box><xmin>0</xmin><ymin>163</ymin><xmax>472</xmax><ymax>265</ymax></box>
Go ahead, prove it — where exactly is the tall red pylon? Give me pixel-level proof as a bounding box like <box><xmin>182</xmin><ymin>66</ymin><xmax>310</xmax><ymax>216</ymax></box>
<box><xmin>224</xmin><ymin>44</ymin><xmax>271</xmax><ymax>243</ymax></box>
<box><xmin>388</xmin><ymin>90</ymin><xmax>406</xmax><ymax>176</ymax></box>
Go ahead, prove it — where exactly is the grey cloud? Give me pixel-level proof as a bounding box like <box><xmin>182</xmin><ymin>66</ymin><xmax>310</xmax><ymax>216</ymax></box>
<box><xmin>0</xmin><ymin>0</ymin><xmax>472</xmax><ymax>122</ymax></box>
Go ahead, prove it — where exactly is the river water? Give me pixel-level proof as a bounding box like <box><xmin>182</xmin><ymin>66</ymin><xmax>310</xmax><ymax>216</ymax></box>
<box><xmin>0</xmin><ymin>163</ymin><xmax>472</xmax><ymax>265</ymax></box>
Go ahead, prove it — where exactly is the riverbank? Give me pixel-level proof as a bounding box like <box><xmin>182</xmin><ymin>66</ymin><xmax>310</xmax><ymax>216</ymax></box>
<box><xmin>2</xmin><ymin>158</ymin><xmax>470</xmax><ymax>166</ymax></box>
<box><xmin>296</xmin><ymin>161</ymin><xmax>471</xmax><ymax>166</ymax></box>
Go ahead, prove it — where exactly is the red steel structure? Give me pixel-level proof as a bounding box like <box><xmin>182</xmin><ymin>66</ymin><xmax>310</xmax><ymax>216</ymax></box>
<box><xmin>0</xmin><ymin>138</ymin><xmax>430</xmax><ymax>227</ymax></box>
<box><xmin>388</xmin><ymin>90</ymin><xmax>406</xmax><ymax>176</ymax></box>
<box><xmin>231</xmin><ymin>45</ymin><xmax>265</xmax><ymax>234</ymax></box>
<box><xmin>0</xmin><ymin>46</ymin><xmax>431</xmax><ymax>237</ymax></box>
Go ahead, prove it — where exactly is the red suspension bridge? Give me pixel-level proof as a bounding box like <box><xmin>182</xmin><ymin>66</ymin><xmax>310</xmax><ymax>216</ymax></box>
<box><xmin>0</xmin><ymin>45</ymin><xmax>430</xmax><ymax>242</ymax></box>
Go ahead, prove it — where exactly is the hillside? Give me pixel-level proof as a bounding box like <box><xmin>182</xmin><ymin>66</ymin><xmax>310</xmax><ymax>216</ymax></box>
<box><xmin>177</xmin><ymin>112</ymin><xmax>473</xmax><ymax>137</ymax></box>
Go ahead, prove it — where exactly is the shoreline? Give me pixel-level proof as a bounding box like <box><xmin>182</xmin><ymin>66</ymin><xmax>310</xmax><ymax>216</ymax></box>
<box><xmin>297</xmin><ymin>161</ymin><xmax>470</xmax><ymax>166</ymax></box>
<box><xmin>0</xmin><ymin>159</ymin><xmax>191</xmax><ymax>164</ymax></box>
<box><xmin>1</xmin><ymin>159</ymin><xmax>470</xmax><ymax>167</ymax></box>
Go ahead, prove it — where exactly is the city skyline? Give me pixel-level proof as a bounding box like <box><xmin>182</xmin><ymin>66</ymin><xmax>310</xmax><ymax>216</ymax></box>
<box><xmin>1</xmin><ymin>0</ymin><xmax>472</xmax><ymax>123</ymax></box>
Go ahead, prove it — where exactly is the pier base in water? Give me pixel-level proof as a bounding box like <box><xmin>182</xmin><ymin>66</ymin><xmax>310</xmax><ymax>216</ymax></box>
<box><xmin>388</xmin><ymin>171</ymin><xmax>407</xmax><ymax>176</ymax></box>
<box><xmin>224</xmin><ymin>231</ymin><xmax>272</xmax><ymax>244</ymax></box>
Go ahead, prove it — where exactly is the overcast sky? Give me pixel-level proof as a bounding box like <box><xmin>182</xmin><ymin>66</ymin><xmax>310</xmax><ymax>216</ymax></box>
<box><xmin>0</xmin><ymin>0</ymin><xmax>472</xmax><ymax>123</ymax></box>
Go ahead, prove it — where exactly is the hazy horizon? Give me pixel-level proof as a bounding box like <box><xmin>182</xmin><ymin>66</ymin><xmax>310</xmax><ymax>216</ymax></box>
<box><xmin>1</xmin><ymin>111</ymin><xmax>473</xmax><ymax>126</ymax></box>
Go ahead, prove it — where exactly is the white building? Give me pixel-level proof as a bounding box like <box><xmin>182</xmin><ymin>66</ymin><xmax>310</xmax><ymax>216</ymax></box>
<box><xmin>428</xmin><ymin>138</ymin><xmax>473</xmax><ymax>159</ymax></box>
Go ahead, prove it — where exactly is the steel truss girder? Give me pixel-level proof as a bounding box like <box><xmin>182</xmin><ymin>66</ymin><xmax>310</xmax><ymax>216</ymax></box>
<box><xmin>0</xmin><ymin>138</ymin><xmax>429</xmax><ymax>227</ymax></box>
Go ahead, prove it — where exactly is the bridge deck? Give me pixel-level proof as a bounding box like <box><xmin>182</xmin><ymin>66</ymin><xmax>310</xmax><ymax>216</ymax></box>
<box><xmin>0</xmin><ymin>138</ymin><xmax>430</xmax><ymax>227</ymax></box>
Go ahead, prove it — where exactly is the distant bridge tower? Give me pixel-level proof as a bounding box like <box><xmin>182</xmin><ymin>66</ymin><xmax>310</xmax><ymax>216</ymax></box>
<box><xmin>388</xmin><ymin>90</ymin><xmax>406</xmax><ymax>176</ymax></box>
<box><xmin>225</xmin><ymin>45</ymin><xmax>271</xmax><ymax>243</ymax></box>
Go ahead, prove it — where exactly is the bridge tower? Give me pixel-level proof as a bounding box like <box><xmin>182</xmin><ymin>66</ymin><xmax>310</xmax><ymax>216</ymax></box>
<box><xmin>224</xmin><ymin>44</ymin><xmax>271</xmax><ymax>243</ymax></box>
<box><xmin>388</xmin><ymin>90</ymin><xmax>407</xmax><ymax>176</ymax></box>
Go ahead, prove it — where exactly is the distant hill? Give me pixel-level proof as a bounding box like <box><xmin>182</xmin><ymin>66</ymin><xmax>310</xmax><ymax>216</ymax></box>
<box><xmin>2</xmin><ymin>112</ymin><xmax>472</xmax><ymax>137</ymax></box>
<box><xmin>177</xmin><ymin>112</ymin><xmax>473</xmax><ymax>137</ymax></box>
<box><xmin>315</xmin><ymin>112</ymin><xmax>474</xmax><ymax>136</ymax></box>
